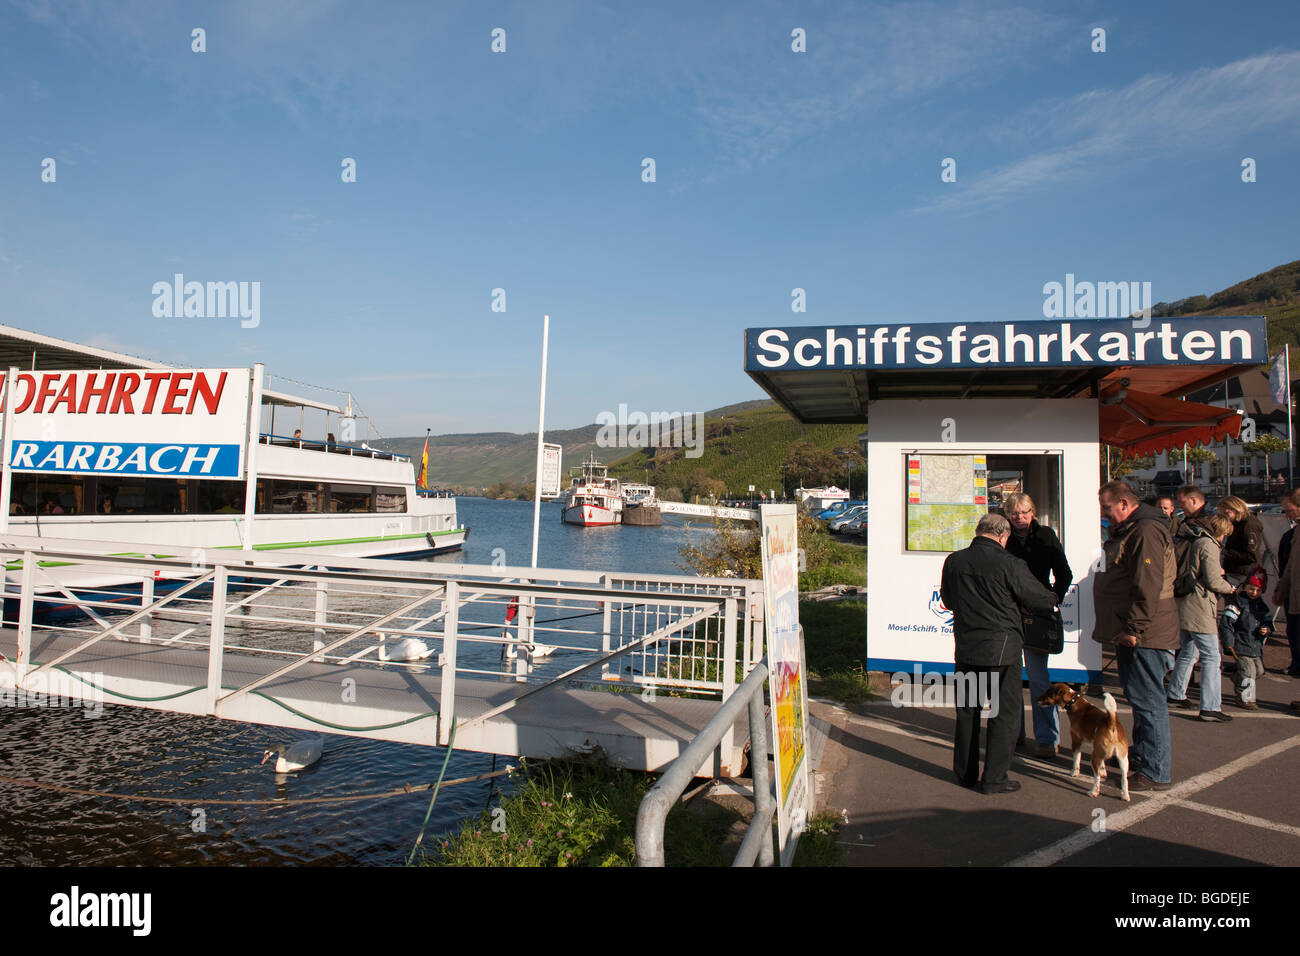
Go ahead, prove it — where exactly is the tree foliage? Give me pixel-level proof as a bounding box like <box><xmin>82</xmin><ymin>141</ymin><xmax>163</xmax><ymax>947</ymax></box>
<box><xmin>1243</xmin><ymin>434</ymin><xmax>1289</xmax><ymax>455</ymax></box>
<box><xmin>780</xmin><ymin>441</ymin><xmax>848</xmax><ymax>492</ymax></box>
<box><xmin>1167</xmin><ymin>445</ymin><xmax>1220</xmax><ymax>465</ymax></box>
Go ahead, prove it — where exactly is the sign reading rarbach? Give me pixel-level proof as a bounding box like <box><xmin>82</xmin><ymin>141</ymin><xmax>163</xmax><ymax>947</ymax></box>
<box><xmin>1</xmin><ymin>368</ymin><xmax>251</xmax><ymax>479</ymax></box>
<box><xmin>746</xmin><ymin>317</ymin><xmax>1266</xmax><ymax>371</ymax></box>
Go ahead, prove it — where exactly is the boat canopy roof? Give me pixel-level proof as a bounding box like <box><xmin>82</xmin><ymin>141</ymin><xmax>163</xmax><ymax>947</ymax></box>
<box><xmin>0</xmin><ymin>323</ymin><xmax>344</xmax><ymax>414</ymax></box>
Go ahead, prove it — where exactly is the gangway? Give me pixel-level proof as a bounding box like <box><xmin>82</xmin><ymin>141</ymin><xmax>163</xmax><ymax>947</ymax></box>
<box><xmin>0</xmin><ymin>534</ymin><xmax>764</xmax><ymax>776</ymax></box>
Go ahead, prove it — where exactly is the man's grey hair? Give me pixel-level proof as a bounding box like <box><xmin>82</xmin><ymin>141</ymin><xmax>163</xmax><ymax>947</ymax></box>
<box><xmin>976</xmin><ymin>513</ymin><xmax>1010</xmax><ymax>537</ymax></box>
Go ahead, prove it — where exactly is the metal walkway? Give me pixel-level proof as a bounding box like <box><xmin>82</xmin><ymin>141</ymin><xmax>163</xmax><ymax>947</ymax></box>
<box><xmin>0</xmin><ymin>535</ymin><xmax>764</xmax><ymax>775</ymax></box>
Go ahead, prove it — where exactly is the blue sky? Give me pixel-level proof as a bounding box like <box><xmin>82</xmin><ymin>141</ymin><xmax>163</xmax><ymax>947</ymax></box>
<box><xmin>2</xmin><ymin>0</ymin><xmax>1298</xmax><ymax>437</ymax></box>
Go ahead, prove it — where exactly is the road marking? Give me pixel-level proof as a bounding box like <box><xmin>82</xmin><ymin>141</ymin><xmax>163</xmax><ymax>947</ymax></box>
<box><xmin>1007</xmin><ymin>734</ymin><xmax>1300</xmax><ymax>867</ymax></box>
<box><xmin>1173</xmin><ymin>799</ymin><xmax>1300</xmax><ymax>838</ymax></box>
<box><xmin>845</xmin><ymin>713</ymin><xmax>951</xmax><ymax>747</ymax></box>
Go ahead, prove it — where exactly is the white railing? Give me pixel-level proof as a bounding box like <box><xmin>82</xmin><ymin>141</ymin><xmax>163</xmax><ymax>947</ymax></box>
<box><xmin>1</xmin><ymin>534</ymin><xmax>763</xmax><ymax>748</ymax></box>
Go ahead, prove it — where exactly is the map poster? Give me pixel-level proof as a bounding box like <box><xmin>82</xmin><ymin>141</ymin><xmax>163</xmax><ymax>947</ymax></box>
<box><xmin>760</xmin><ymin>504</ymin><xmax>809</xmax><ymax>866</ymax></box>
<box><xmin>906</xmin><ymin>454</ymin><xmax>989</xmax><ymax>552</ymax></box>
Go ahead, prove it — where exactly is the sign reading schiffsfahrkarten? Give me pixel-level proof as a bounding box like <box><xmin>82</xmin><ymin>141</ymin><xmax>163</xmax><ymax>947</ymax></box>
<box><xmin>1</xmin><ymin>368</ymin><xmax>252</xmax><ymax>479</ymax></box>
<box><xmin>746</xmin><ymin>317</ymin><xmax>1266</xmax><ymax>371</ymax></box>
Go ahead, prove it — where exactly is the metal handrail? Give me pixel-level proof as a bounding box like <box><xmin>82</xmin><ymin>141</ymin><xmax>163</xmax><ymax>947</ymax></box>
<box><xmin>3</xmin><ymin>534</ymin><xmax>757</xmax><ymax>737</ymax></box>
<box><xmin>635</xmin><ymin>660</ymin><xmax>773</xmax><ymax>867</ymax></box>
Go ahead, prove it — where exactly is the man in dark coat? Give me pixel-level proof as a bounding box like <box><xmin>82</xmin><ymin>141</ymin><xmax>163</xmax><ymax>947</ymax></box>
<box><xmin>942</xmin><ymin>512</ymin><xmax>1058</xmax><ymax>794</ymax></box>
<box><xmin>1096</xmin><ymin>480</ymin><xmax>1179</xmax><ymax>791</ymax></box>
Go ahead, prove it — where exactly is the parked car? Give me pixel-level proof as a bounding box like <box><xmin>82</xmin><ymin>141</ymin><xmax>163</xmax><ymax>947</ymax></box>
<box><xmin>816</xmin><ymin>500</ymin><xmax>866</xmax><ymax>520</ymax></box>
<box><xmin>830</xmin><ymin>506</ymin><xmax>868</xmax><ymax>532</ymax></box>
<box><xmin>843</xmin><ymin>513</ymin><xmax>868</xmax><ymax>536</ymax></box>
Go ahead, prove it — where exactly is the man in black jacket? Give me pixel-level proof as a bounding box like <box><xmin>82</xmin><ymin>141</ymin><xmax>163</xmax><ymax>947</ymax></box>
<box><xmin>942</xmin><ymin>512</ymin><xmax>1059</xmax><ymax>793</ymax></box>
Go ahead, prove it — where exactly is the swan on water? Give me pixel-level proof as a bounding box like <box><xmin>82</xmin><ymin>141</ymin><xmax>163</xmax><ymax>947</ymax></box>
<box><xmin>261</xmin><ymin>737</ymin><xmax>325</xmax><ymax>773</ymax></box>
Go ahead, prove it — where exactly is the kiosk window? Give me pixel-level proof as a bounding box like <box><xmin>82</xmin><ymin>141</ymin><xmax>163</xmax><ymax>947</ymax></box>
<box><xmin>985</xmin><ymin>454</ymin><xmax>1063</xmax><ymax>535</ymax></box>
<box><xmin>905</xmin><ymin>452</ymin><xmax>1064</xmax><ymax>552</ymax></box>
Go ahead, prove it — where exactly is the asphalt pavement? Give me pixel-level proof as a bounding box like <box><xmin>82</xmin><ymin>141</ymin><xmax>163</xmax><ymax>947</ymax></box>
<box><xmin>811</xmin><ymin>640</ymin><xmax>1300</xmax><ymax>867</ymax></box>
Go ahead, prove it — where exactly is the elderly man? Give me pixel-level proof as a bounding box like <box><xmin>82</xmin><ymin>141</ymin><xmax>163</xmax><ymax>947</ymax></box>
<box><xmin>1271</xmin><ymin>488</ymin><xmax>1300</xmax><ymax>678</ymax></box>
<box><xmin>942</xmin><ymin>512</ymin><xmax>1058</xmax><ymax>794</ymax></box>
<box><xmin>1095</xmin><ymin>480</ymin><xmax>1179</xmax><ymax>791</ymax></box>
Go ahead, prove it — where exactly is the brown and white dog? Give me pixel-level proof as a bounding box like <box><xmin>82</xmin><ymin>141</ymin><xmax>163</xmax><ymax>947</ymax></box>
<box><xmin>1036</xmin><ymin>683</ymin><xmax>1130</xmax><ymax>802</ymax></box>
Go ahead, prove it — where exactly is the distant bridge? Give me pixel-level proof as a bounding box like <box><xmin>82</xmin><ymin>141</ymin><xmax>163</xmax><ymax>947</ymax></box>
<box><xmin>658</xmin><ymin>502</ymin><xmax>759</xmax><ymax>522</ymax></box>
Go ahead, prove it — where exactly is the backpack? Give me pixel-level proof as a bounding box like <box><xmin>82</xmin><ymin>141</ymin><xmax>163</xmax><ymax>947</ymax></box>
<box><xmin>1172</xmin><ymin>524</ymin><xmax>1204</xmax><ymax>598</ymax></box>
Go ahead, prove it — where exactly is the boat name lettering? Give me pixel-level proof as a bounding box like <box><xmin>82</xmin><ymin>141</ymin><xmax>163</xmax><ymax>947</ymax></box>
<box><xmin>0</xmin><ymin>370</ymin><xmax>229</xmax><ymax>415</ymax></box>
<box><xmin>9</xmin><ymin>441</ymin><xmax>240</xmax><ymax>477</ymax></box>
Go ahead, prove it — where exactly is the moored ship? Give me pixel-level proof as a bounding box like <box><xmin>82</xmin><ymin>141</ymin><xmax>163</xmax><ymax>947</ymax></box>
<box><xmin>561</xmin><ymin>454</ymin><xmax>622</xmax><ymax>526</ymax></box>
<box><xmin>0</xmin><ymin>325</ymin><xmax>467</xmax><ymax>574</ymax></box>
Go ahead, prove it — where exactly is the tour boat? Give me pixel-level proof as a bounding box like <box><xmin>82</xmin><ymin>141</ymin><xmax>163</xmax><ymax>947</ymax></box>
<box><xmin>561</xmin><ymin>454</ymin><xmax>623</xmax><ymax>526</ymax></box>
<box><xmin>0</xmin><ymin>325</ymin><xmax>467</xmax><ymax>604</ymax></box>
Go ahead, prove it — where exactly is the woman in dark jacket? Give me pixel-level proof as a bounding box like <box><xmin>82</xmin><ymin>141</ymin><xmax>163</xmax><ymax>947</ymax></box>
<box><xmin>1002</xmin><ymin>493</ymin><xmax>1072</xmax><ymax>758</ymax></box>
<box><xmin>1218</xmin><ymin>495</ymin><xmax>1263</xmax><ymax>582</ymax></box>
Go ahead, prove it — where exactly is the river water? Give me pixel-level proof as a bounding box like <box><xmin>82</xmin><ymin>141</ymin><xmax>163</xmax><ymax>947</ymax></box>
<box><xmin>0</xmin><ymin>498</ymin><xmax>720</xmax><ymax>866</ymax></box>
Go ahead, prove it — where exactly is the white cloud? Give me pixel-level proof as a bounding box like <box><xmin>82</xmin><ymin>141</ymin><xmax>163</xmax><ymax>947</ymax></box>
<box><xmin>919</xmin><ymin>50</ymin><xmax>1300</xmax><ymax>213</ymax></box>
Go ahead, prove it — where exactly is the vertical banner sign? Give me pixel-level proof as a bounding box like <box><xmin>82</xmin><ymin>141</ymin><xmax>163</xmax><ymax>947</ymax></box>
<box><xmin>540</xmin><ymin>443</ymin><xmax>563</xmax><ymax>499</ymax></box>
<box><xmin>760</xmin><ymin>503</ymin><xmax>810</xmax><ymax>866</ymax></box>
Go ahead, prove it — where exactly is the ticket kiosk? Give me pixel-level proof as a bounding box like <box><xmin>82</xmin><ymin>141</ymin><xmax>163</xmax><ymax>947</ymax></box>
<box><xmin>745</xmin><ymin>316</ymin><xmax>1268</xmax><ymax>682</ymax></box>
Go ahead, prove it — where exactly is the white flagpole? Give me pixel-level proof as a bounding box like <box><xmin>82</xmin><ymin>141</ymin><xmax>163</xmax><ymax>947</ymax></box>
<box><xmin>1288</xmin><ymin>343</ymin><xmax>1294</xmax><ymax>489</ymax></box>
<box><xmin>530</xmin><ymin>314</ymin><xmax>550</xmax><ymax>569</ymax></box>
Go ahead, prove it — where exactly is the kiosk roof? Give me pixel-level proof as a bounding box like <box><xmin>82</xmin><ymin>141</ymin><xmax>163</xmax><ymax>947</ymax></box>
<box><xmin>745</xmin><ymin>316</ymin><xmax>1267</xmax><ymax>423</ymax></box>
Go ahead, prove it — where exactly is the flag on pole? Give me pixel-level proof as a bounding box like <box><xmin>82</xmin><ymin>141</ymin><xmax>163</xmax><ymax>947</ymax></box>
<box><xmin>1269</xmin><ymin>350</ymin><xmax>1289</xmax><ymax>405</ymax></box>
<box><xmin>418</xmin><ymin>434</ymin><xmax>429</xmax><ymax>489</ymax></box>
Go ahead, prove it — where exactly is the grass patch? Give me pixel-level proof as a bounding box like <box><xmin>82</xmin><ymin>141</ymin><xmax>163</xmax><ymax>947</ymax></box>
<box><xmin>792</xmin><ymin>811</ymin><xmax>843</xmax><ymax>866</ymax></box>
<box><xmin>800</xmin><ymin>536</ymin><xmax>866</xmax><ymax>590</ymax></box>
<box><xmin>423</xmin><ymin>756</ymin><xmax>741</xmax><ymax>867</ymax></box>
<box><xmin>800</xmin><ymin>599</ymin><xmax>874</xmax><ymax>706</ymax></box>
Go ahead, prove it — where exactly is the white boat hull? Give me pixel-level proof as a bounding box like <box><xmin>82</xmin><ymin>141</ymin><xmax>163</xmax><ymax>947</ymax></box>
<box><xmin>562</xmin><ymin>503</ymin><xmax>618</xmax><ymax>526</ymax></box>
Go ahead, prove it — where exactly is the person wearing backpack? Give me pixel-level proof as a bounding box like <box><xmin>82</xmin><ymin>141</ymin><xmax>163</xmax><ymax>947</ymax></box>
<box><xmin>1167</xmin><ymin>513</ymin><xmax>1236</xmax><ymax>722</ymax></box>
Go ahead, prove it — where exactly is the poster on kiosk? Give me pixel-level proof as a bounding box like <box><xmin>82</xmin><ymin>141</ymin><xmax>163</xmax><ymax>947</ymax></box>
<box><xmin>867</xmin><ymin>399</ymin><xmax>1101</xmax><ymax>684</ymax></box>
<box><xmin>760</xmin><ymin>503</ymin><xmax>811</xmax><ymax>866</ymax></box>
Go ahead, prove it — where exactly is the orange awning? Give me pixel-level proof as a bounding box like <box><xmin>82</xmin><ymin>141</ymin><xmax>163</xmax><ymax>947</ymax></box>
<box><xmin>1099</xmin><ymin>386</ymin><xmax>1243</xmax><ymax>458</ymax></box>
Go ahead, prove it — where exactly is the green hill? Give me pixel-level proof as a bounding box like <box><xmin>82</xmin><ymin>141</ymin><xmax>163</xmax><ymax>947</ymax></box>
<box><xmin>1154</xmin><ymin>258</ymin><xmax>1300</xmax><ymax>359</ymax></box>
<box><xmin>373</xmin><ymin>400</ymin><xmax>783</xmax><ymax>491</ymax></box>
<box><xmin>605</xmin><ymin>403</ymin><xmax>865</xmax><ymax>497</ymax></box>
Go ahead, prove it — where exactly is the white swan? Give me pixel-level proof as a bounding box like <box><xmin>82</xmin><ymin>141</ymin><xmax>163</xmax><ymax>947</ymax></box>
<box><xmin>377</xmin><ymin>634</ymin><xmax>434</xmax><ymax>662</ymax></box>
<box><xmin>261</xmin><ymin>737</ymin><xmax>325</xmax><ymax>773</ymax></box>
<box><xmin>524</xmin><ymin>642</ymin><xmax>557</xmax><ymax>658</ymax></box>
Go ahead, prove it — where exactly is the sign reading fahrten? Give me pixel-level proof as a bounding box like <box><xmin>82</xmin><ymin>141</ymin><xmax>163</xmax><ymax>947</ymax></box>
<box><xmin>1</xmin><ymin>368</ymin><xmax>251</xmax><ymax>479</ymax></box>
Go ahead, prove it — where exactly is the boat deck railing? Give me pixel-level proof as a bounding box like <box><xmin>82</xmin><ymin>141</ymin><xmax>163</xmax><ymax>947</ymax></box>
<box><xmin>258</xmin><ymin>432</ymin><xmax>410</xmax><ymax>463</ymax></box>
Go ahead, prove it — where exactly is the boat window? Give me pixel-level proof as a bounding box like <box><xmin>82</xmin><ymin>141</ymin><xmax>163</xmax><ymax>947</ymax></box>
<box><xmin>376</xmin><ymin>487</ymin><xmax>406</xmax><ymax>512</ymax></box>
<box><xmin>11</xmin><ymin>475</ymin><xmax>84</xmax><ymax>515</ymax></box>
<box><xmin>197</xmin><ymin>480</ymin><xmax>247</xmax><ymax>514</ymax></box>
<box><xmin>258</xmin><ymin>480</ymin><xmax>325</xmax><ymax>514</ymax></box>
<box><xmin>97</xmin><ymin>478</ymin><xmax>187</xmax><ymax>515</ymax></box>
<box><xmin>328</xmin><ymin>485</ymin><xmax>373</xmax><ymax>513</ymax></box>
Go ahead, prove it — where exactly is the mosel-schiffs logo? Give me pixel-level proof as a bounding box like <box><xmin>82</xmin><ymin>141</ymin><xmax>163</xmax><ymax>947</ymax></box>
<box><xmin>929</xmin><ymin>587</ymin><xmax>953</xmax><ymax>626</ymax></box>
